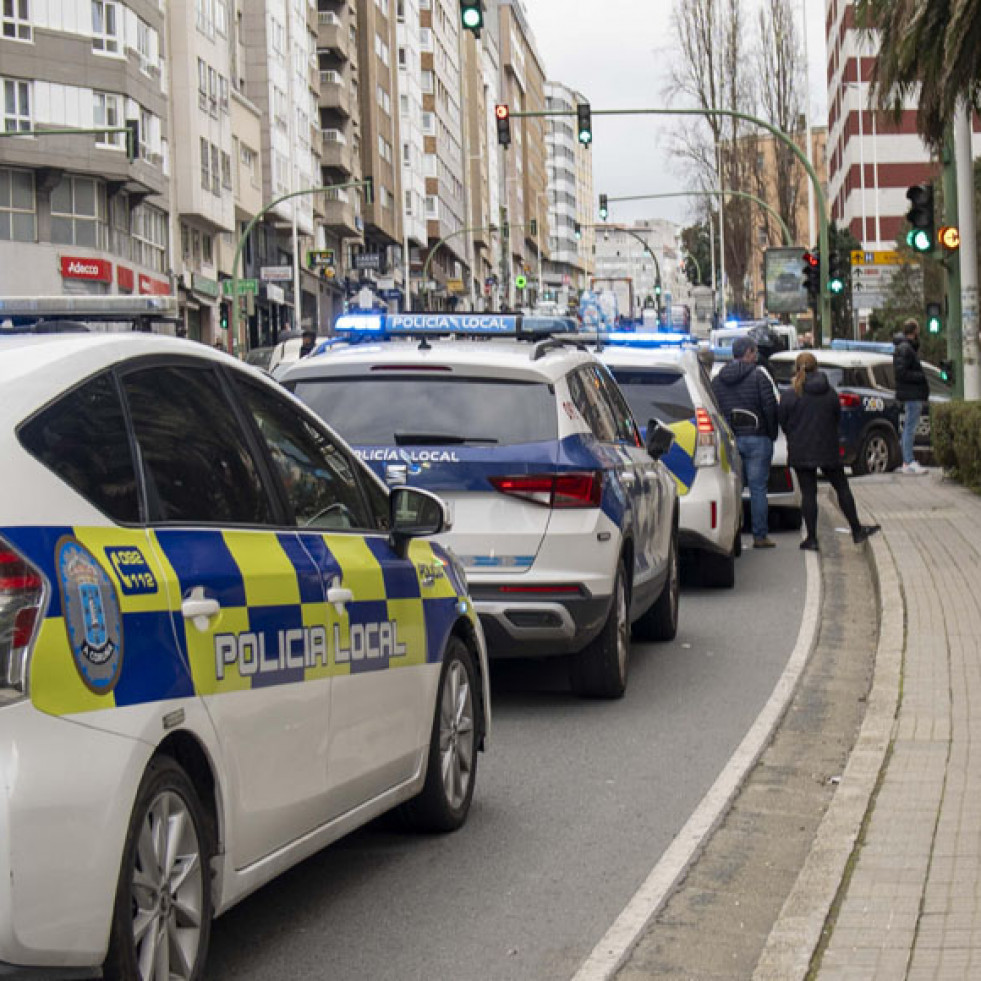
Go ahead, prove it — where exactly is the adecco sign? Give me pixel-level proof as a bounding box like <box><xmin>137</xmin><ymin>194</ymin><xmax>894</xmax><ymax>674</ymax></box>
<box><xmin>59</xmin><ymin>256</ymin><xmax>112</xmax><ymax>283</ymax></box>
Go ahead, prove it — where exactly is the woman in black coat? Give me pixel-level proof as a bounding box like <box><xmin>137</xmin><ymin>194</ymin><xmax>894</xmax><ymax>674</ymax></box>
<box><xmin>778</xmin><ymin>352</ymin><xmax>880</xmax><ymax>551</ymax></box>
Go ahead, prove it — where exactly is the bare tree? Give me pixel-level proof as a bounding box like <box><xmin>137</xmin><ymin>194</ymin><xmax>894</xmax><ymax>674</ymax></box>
<box><xmin>669</xmin><ymin>0</ymin><xmax>757</xmax><ymax>314</ymax></box>
<box><xmin>756</xmin><ymin>0</ymin><xmax>806</xmax><ymax>246</ymax></box>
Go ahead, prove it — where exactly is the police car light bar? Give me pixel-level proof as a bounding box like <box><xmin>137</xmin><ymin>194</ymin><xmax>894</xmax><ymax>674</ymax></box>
<box><xmin>830</xmin><ymin>339</ymin><xmax>895</xmax><ymax>354</ymax></box>
<box><xmin>600</xmin><ymin>331</ymin><xmax>699</xmax><ymax>349</ymax></box>
<box><xmin>332</xmin><ymin>312</ymin><xmax>579</xmax><ymax>339</ymax></box>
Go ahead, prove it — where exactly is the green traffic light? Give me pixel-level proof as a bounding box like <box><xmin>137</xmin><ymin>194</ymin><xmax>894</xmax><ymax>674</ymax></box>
<box><xmin>829</xmin><ymin>277</ymin><xmax>844</xmax><ymax>295</ymax></box>
<box><xmin>462</xmin><ymin>7</ymin><xmax>481</xmax><ymax>28</ymax></box>
<box><xmin>578</xmin><ymin>129</ymin><xmax>592</xmax><ymax>144</ymax></box>
<box><xmin>928</xmin><ymin>317</ymin><xmax>942</xmax><ymax>334</ymax></box>
<box><xmin>907</xmin><ymin>228</ymin><xmax>932</xmax><ymax>253</ymax></box>
<box><xmin>515</xmin><ymin>274</ymin><xmax>527</xmax><ymax>289</ymax></box>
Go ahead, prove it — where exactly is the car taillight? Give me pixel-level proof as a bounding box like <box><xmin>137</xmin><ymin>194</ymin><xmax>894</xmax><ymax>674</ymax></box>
<box><xmin>0</xmin><ymin>537</ymin><xmax>44</xmax><ymax>703</ymax></box>
<box><xmin>694</xmin><ymin>408</ymin><xmax>719</xmax><ymax>467</ymax></box>
<box><xmin>839</xmin><ymin>392</ymin><xmax>861</xmax><ymax>409</ymax></box>
<box><xmin>489</xmin><ymin>471</ymin><xmax>603</xmax><ymax>509</ymax></box>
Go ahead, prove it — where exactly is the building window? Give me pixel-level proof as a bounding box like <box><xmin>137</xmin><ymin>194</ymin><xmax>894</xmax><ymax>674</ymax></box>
<box><xmin>0</xmin><ymin>167</ymin><xmax>34</xmax><ymax>241</ymax></box>
<box><xmin>2</xmin><ymin>0</ymin><xmax>31</xmax><ymax>41</ymax></box>
<box><xmin>196</xmin><ymin>0</ymin><xmax>214</xmax><ymax>36</ymax></box>
<box><xmin>215</xmin><ymin>0</ymin><xmax>227</xmax><ymax>37</ymax></box>
<box><xmin>139</xmin><ymin>107</ymin><xmax>152</xmax><ymax>160</ymax></box>
<box><xmin>202</xmin><ymin>233</ymin><xmax>213</xmax><ymax>265</ymax></box>
<box><xmin>211</xmin><ymin>143</ymin><xmax>220</xmax><ymax>195</ymax></box>
<box><xmin>50</xmin><ymin>175</ymin><xmax>106</xmax><ymax>248</ymax></box>
<box><xmin>421</xmin><ymin>69</ymin><xmax>434</xmax><ymax>93</ymax></box>
<box><xmin>2</xmin><ymin>77</ymin><xmax>30</xmax><ymax>131</ymax></box>
<box><xmin>404</xmin><ymin>189</ymin><xmax>412</xmax><ymax>214</ymax></box>
<box><xmin>221</xmin><ymin>150</ymin><xmax>232</xmax><ymax>189</ymax></box>
<box><xmin>200</xmin><ymin>137</ymin><xmax>209</xmax><ymax>190</ymax></box>
<box><xmin>421</xmin><ymin>111</ymin><xmax>435</xmax><ymax>135</ymax></box>
<box><xmin>374</xmin><ymin>33</ymin><xmax>389</xmax><ymax>66</ymax></box>
<box><xmin>424</xmin><ymin>195</ymin><xmax>437</xmax><ymax>218</ymax></box>
<box><xmin>131</xmin><ymin>202</ymin><xmax>167</xmax><ymax>272</ymax></box>
<box><xmin>91</xmin><ymin>0</ymin><xmax>120</xmax><ymax>54</ymax></box>
<box><xmin>197</xmin><ymin>58</ymin><xmax>207</xmax><ymax>110</ymax></box>
<box><xmin>93</xmin><ymin>92</ymin><xmax>122</xmax><ymax>148</ymax></box>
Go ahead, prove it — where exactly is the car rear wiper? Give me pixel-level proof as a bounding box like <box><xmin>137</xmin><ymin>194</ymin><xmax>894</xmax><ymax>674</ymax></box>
<box><xmin>393</xmin><ymin>432</ymin><xmax>498</xmax><ymax>445</ymax></box>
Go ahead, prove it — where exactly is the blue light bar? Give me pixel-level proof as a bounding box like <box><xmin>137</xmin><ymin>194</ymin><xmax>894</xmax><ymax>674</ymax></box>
<box><xmin>332</xmin><ymin>312</ymin><xmax>578</xmax><ymax>338</ymax></box>
<box><xmin>602</xmin><ymin>331</ymin><xmax>698</xmax><ymax>349</ymax></box>
<box><xmin>830</xmin><ymin>339</ymin><xmax>895</xmax><ymax>354</ymax></box>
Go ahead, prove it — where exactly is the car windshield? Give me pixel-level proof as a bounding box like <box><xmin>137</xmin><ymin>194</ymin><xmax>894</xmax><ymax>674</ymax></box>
<box><xmin>291</xmin><ymin>376</ymin><xmax>558</xmax><ymax>445</ymax></box>
<box><xmin>608</xmin><ymin>368</ymin><xmax>694</xmax><ymax>424</ymax></box>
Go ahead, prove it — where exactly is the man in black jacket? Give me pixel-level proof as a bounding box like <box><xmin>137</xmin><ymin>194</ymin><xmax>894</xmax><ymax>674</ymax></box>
<box><xmin>712</xmin><ymin>336</ymin><xmax>779</xmax><ymax>548</ymax></box>
<box><xmin>893</xmin><ymin>319</ymin><xmax>930</xmax><ymax>474</ymax></box>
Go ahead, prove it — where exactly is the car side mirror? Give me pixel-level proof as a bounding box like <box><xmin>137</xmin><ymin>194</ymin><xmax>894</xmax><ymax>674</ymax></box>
<box><xmin>389</xmin><ymin>486</ymin><xmax>451</xmax><ymax>558</ymax></box>
<box><xmin>646</xmin><ymin>419</ymin><xmax>675</xmax><ymax>460</ymax></box>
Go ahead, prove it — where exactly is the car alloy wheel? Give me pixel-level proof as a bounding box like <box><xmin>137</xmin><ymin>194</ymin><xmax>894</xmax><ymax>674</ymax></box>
<box><xmin>863</xmin><ymin>433</ymin><xmax>892</xmax><ymax>473</ymax></box>
<box><xmin>439</xmin><ymin>656</ymin><xmax>476</xmax><ymax>812</ymax></box>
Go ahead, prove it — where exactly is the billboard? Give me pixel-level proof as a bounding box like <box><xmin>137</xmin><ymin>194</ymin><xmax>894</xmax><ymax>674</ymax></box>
<box><xmin>764</xmin><ymin>247</ymin><xmax>808</xmax><ymax>314</ymax></box>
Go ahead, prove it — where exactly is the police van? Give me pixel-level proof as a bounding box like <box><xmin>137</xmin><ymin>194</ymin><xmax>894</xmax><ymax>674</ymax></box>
<box><xmin>282</xmin><ymin>313</ymin><xmax>680</xmax><ymax>699</ymax></box>
<box><xmin>0</xmin><ymin>331</ymin><xmax>489</xmax><ymax>980</ymax></box>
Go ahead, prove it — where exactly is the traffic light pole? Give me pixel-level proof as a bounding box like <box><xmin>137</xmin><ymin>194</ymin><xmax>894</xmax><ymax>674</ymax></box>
<box><xmin>511</xmin><ymin>106</ymin><xmax>831</xmax><ymax>345</ymax></box>
<box><xmin>942</xmin><ymin>130</ymin><xmax>964</xmax><ymax>398</ymax></box>
<box><xmin>231</xmin><ymin>179</ymin><xmax>370</xmax><ymax>355</ymax></box>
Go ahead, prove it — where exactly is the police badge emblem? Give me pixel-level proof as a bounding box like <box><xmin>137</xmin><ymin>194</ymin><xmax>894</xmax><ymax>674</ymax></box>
<box><xmin>56</xmin><ymin>537</ymin><xmax>124</xmax><ymax>695</ymax></box>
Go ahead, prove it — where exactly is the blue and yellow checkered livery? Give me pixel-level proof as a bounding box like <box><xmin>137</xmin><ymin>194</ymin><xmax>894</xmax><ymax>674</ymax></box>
<box><xmin>659</xmin><ymin>414</ymin><xmax>734</xmax><ymax>496</ymax></box>
<box><xmin>3</xmin><ymin>524</ymin><xmax>473</xmax><ymax>718</ymax></box>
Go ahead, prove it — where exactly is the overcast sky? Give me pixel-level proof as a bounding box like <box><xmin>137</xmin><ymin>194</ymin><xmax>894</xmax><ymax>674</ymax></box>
<box><xmin>522</xmin><ymin>0</ymin><xmax>828</xmax><ymax>228</ymax></box>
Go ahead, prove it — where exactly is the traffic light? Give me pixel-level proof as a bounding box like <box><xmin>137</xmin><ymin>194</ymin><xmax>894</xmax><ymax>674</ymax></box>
<box><xmin>515</xmin><ymin>274</ymin><xmax>527</xmax><ymax>290</ymax></box>
<box><xmin>802</xmin><ymin>250</ymin><xmax>820</xmax><ymax>304</ymax></box>
<box><xmin>495</xmin><ymin>104</ymin><xmax>511</xmax><ymax>147</ymax></box>
<box><xmin>654</xmin><ymin>281</ymin><xmax>662</xmax><ymax>297</ymax></box>
<box><xmin>939</xmin><ymin>359</ymin><xmax>955</xmax><ymax>385</ymax></box>
<box><xmin>460</xmin><ymin>0</ymin><xmax>483</xmax><ymax>37</ymax></box>
<box><xmin>905</xmin><ymin>183</ymin><xmax>935</xmax><ymax>253</ymax></box>
<box><xmin>125</xmin><ymin>118</ymin><xmax>140</xmax><ymax>162</ymax></box>
<box><xmin>576</xmin><ymin>103</ymin><xmax>592</xmax><ymax>146</ymax></box>
<box><xmin>574</xmin><ymin>222</ymin><xmax>582</xmax><ymax>240</ymax></box>
<box><xmin>220</xmin><ymin>302</ymin><xmax>229</xmax><ymax>332</ymax></box>
<box><xmin>939</xmin><ymin>225</ymin><xmax>961</xmax><ymax>251</ymax></box>
<box><xmin>599</xmin><ymin>193</ymin><xmax>608</xmax><ymax>220</ymax></box>
<box><xmin>926</xmin><ymin>301</ymin><xmax>943</xmax><ymax>334</ymax></box>
<box><xmin>828</xmin><ymin>251</ymin><xmax>846</xmax><ymax>295</ymax></box>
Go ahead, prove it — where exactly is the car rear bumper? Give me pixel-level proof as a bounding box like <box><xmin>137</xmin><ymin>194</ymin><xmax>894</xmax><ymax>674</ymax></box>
<box><xmin>470</xmin><ymin>586</ymin><xmax>611</xmax><ymax>658</ymax></box>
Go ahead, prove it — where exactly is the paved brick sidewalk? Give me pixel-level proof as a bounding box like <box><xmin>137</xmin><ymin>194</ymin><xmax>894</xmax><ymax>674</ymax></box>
<box><xmin>759</xmin><ymin>470</ymin><xmax>981</xmax><ymax>979</ymax></box>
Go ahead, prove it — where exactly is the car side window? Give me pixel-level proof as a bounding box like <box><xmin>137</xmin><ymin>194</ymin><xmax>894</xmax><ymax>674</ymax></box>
<box><xmin>596</xmin><ymin>368</ymin><xmax>641</xmax><ymax>446</ymax></box>
<box><xmin>122</xmin><ymin>365</ymin><xmax>276</xmax><ymax>525</ymax></box>
<box><xmin>871</xmin><ymin>364</ymin><xmax>896</xmax><ymax>390</ymax></box>
<box><xmin>232</xmin><ymin>375</ymin><xmax>377</xmax><ymax>531</ymax></box>
<box><xmin>18</xmin><ymin>371</ymin><xmax>141</xmax><ymax>523</ymax></box>
<box><xmin>843</xmin><ymin>367</ymin><xmax>874</xmax><ymax>389</ymax></box>
<box><xmin>568</xmin><ymin>367</ymin><xmax>618</xmax><ymax>442</ymax></box>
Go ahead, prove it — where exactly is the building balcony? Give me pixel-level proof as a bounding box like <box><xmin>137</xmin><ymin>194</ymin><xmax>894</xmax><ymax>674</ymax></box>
<box><xmin>323</xmin><ymin>188</ymin><xmax>361</xmax><ymax>237</ymax></box>
<box><xmin>318</xmin><ymin>13</ymin><xmax>351</xmax><ymax>61</ymax></box>
<box><xmin>320</xmin><ymin>130</ymin><xmax>354</xmax><ymax>175</ymax></box>
<box><xmin>319</xmin><ymin>71</ymin><xmax>353</xmax><ymax>117</ymax></box>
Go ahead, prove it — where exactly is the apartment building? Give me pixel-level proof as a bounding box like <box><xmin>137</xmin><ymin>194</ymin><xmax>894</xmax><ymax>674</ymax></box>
<box><xmin>543</xmin><ymin>81</ymin><xmax>593</xmax><ymax>303</ymax></box>
<box><xmin>0</xmin><ymin>0</ymin><xmax>172</xmax><ymax>306</ymax></box>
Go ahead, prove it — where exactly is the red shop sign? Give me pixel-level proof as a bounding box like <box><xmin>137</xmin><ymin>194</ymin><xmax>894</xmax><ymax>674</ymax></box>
<box><xmin>117</xmin><ymin>266</ymin><xmax>135</xmax><ymax>292</ymax></box>
<box><xmin>138</xmin><ymin>274</ymin><xmax>170</xmax><ymax>296</ymax></box>
<box><xmin>60</xmin><ymin>256</ymin><xmax>112</xmax><ymax>282</ymax></box>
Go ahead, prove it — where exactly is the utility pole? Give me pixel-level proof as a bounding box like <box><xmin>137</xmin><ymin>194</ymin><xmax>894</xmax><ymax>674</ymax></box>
<box><xmin>942</xmin><ymin>129</ymin><xmax>963</xmax><ymax>396</ymax></box>
<box><xmin>955</xmin><ymin>104</ymin><xmax>980</xmax><ymax>399</ymax></box>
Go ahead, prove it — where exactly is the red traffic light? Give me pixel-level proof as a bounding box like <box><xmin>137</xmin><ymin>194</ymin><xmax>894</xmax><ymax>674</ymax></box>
<box><xmin>495</xmin><ymin>104</ymin><xmax>511</xmax><ymax>147</ymax></box>
<box><xmin>495</xmin><ymin>104</ymin><xmax>509</xmax><ymax>120</ymax></box>
<box><xmin>803</xmin><ymin>251</ymin><xmax>818</xmax><ymax>267</ymax></box>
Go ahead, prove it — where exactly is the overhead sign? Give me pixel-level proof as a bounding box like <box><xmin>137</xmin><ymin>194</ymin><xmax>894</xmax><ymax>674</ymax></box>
<box><xmin>850</xmin><ymin>250</ymin><xmax>902</xmax><ymax>266</ymax></box>
<box><xmin>60</xmin><ymin>256</ymin><xmax>112</xmax><ymax>283</ymax></box>
<box><xmin>446</xmin><ymin>278</ymin><xmax>465</xmax><ymax>293</ymax></box>
<box><xmin>222</xmin><ymin>278</ymin><xmax>259</xmax><ymax>296</ymax></box>
<box><xmin>307</xmin><ymin>249</ymin><xmax>336</xmax><ymax>268</ymax></box>
<box><xmin>261</xmin><ymin>265</ymin><xmax>293</xmax><ymax>282</ymax></box>
<box><xmin>764</xmin><ymin>247</ymin><xmax>808</xmax><ymax>314</ymax></box>
<box><xmin>354</xmin><ymin>253</ymin><xmax>383</xmax><ymax>271</ymax></box>
<box><xmin>851</xmin><ymin>262</ymin><xmax>919</xmax><ymax>311</ymax></box>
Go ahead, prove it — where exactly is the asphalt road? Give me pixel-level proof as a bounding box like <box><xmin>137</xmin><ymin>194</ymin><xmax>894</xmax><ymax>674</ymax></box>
<box><xmin>207</xmin><ymin>529</ymin><xmax>807</xmax><ymax>981</ymax></box>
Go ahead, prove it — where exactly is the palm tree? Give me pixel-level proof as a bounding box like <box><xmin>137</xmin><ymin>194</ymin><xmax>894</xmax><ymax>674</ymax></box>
<box><xmin>855</xmin><ymin>0</ymin><xmax>981</xmax><ymax>151</ymax></box>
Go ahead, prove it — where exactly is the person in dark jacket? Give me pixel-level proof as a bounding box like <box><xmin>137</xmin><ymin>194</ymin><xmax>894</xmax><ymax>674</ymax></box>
<box><xmin>893</xmin><ymin>318</ymin><xmax>930</xmax><ymax>474</ymax></box>
<box><xmin>779</xmin><ymin>352</ymin><xmax>880</xmax><ymax>551</ymax></box>
<box><xmin>712</xmin><ymin>335</ymin><xmax>779</xmax><ymax>548</ymax></box>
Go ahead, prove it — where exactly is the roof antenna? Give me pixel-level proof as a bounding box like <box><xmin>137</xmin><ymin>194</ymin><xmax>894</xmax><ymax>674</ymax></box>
<box><xmin>418</xmin><ymin>335</ymin><xmax>432</xmax><ymax>351</ymax></box>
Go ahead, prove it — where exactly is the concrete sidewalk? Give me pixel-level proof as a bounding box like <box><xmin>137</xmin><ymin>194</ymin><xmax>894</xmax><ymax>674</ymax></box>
<box><xmin>756</xmin><ymin>469</ymin><xmax>981</xmax><ymax>979</ymax></box>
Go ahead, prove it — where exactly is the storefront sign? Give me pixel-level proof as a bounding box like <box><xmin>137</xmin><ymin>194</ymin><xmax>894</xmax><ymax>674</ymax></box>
<box><xmin>139</xmin><ymin>274</ymin><xmax>171</xmax><ymax>296</ymax></box>
<box><xmin>222</xmin><ymin>278</ymin><xmax>259</xmax><ymax>296</ymax></box>
<box><xmin>261</xmin><ymin>265</ymin><xmax>293</xmax><ymax>282</ymax></box>
<box><xmin>117</xmin><ymin>266</ymin><xmax>135</xmax><ymax>292</ymax></box>
<box><xmin>265</xmin><ymin>283</ymin><xmax>286</xmax><ymax>304</ymax></box>
<box><xmin>192</xmin><ymin>273</ymin><xmax>220</xmax><ymax>298</ymax></box>
<box><xmin>354</xmin><ymin>253</ymin><xmax>382</xmax><ymax>271</ymax></box>
<box><xmin>60</xmin><ymin>256</ymin><xmax>112</xmax><ymax>283</ymax></box>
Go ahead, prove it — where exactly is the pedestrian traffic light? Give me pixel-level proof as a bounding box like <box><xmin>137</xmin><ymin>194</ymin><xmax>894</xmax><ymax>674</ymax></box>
<box><xmin>905</xmin><ymin>183</ymin><xmax>935</xmax><ymax>253</ymax></box>
<box><xmin>125</xmin><ymin>118</ymin><xmax>140</xmax><ymax>162</ymax></box>
<box><xmin>828</xmin><ymin>251</ymin><xmax>846</xmax><ymax>295</ymax></box>
<box><xmin>802</xmin><ymin>250</ymin><xmax>820</xmax><ymax>304</ymax></box>
<box><xmin>220</xmin><ymin>302</ymin><xmax>229</xmax><ymax>332</ymax></box>
<box><xmin>576</xmin><ymin>103</ymin><xmax>592</xmax><ymax>146</ymax></box>
<box><xmin>574</xmin><ymin>222</ymin><xmax>582</xmax><ymax>240</ymax></box>
<box><xmin>599</xmin><ymin>194</ymin><xmax>608</xmax><ymax>220</ymax></box>
<box><xmin>939</xmin><ymin>359</ymin><xmax>955</xmax><ymax>385</ymax></box>
<box><xmin>460</xmin><ymin>0</ymin><xmax>483</xmax><ymax>37</ymax></box>
<box><xmin>926</xmin><ymin>301</ymin><xmax>943</xmax><ymax>334</ymax></box>
<box><xmin>495</xmin><ymin>104</ymin><xmax>511</xmax><ymax>147</ymax></box>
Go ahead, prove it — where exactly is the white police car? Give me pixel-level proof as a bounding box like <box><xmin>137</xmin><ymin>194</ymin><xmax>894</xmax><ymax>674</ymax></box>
<box><xmin>283</xmin><ymin>313</ymin><xmax>680</xmax><ymax>699</ymax></box>
<box><xmin>592</xmin><ymin>334</ymin><xmax>744</xmax><ymax>587</ymax></box>
<box><xmin>0</xmin><ymin>331</ymin><xmax>490</xmax><ymax>979</ymax></box>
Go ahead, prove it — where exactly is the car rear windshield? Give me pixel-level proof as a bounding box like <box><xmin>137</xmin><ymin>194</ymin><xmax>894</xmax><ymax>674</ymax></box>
<box><xmin>291</xmin><ymin>376</ymin><xmax>558</xmax><ymax>445</ymax></box>
<box><xmin>608</xmin><ymin>368</ymin><xmax>694</xmax><ymax>424</ymax></box>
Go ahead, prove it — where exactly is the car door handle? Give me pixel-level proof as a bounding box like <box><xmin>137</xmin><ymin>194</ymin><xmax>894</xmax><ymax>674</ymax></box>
<box><xmin>182</xmin><ymin>586</ymin><xmax>220</xmax><ymax>632</ymax></box>
<box><xmin>621</xmin><ymin>472</ymin><xmax>636</xmax><ymax>486</ymax></box>
<box><xmin>327</xmin><ymin>577</ymin><xmax>354</xmax><ymax>614</ymax></box>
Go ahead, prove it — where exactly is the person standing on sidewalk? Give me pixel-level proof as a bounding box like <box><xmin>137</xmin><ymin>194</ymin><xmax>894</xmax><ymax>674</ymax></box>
<box><xmin>893</xmin><ymin>318</ymin><xmax>930</xmax><ymax>474</ymax></box>
<box><xmin>712</xmin><ymin>336</ymin><xmax>779</xmax><ymax>548</ymax></box>
<box><xmin>779</xmin><ymin>352</ymin><xmax>880</xmax><ymax>551</ymax></box>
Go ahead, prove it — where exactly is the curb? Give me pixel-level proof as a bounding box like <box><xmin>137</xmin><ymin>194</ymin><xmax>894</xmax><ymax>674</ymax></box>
<box><xmin>572</xmin><ymin>549</ymin><xmax>824</xmax><ymax>981</ymax></box>
<box><xmin>752</xmin><ymin>524</ymin><xmax>904</xmax><ymax>979</ymax></box>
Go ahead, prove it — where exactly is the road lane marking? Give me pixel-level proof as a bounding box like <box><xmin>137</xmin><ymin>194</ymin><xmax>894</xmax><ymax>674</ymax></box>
<box><xmin>572</xmin><ymin>551</ymin><xmax>822</xmax><ymax>981</ymax></box>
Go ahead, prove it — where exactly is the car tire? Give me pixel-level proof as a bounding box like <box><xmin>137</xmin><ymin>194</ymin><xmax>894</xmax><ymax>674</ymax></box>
<box><xmin>854</xmin><ymin>428</ymin><xmax>898</xmax><ymax>475</ymax></box>
<box><xmin>571</xmin><ymin>559</ymin><xmax>630</xmax><ymax>699</ymax></box>
<box><xmin>104</xmin><ymin>757</ymin><xmax>213</xmax><ymax>981</ymax></box>
<box><xmin>699</xmin><ymin>547</ymin><xmax>735</xmax><ymax>589</ymax></box>
<box><xmin>632</xmin><ymin>530</ymin><xmax>680</xmax><ymax>642</ymax></box>
<box><xmin>399</xmin><ymin>636</ymin><xmax>478</xmax><ymax>832</ymax></box>
<box><xmin>733</xmin><ymin>526</ymin><xmax>743</xmax><ymax>557</ymax></box>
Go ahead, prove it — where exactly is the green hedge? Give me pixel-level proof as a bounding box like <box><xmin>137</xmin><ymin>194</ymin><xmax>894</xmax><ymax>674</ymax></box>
<box><xmin>932</xmin><ymin>402</ymin><xmax>981</xmax><ymax>489</ymax></box>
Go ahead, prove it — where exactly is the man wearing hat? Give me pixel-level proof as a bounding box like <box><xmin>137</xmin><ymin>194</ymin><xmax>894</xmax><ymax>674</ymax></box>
<box><xmin>711</xmin><ymin>335</ymin><xmax>779</xmax><ymax>548</ymax></box>
<box><xmin>299</xmin><ymin>327</ymin><xmax>318</xmax><ymax>358</ymax></box>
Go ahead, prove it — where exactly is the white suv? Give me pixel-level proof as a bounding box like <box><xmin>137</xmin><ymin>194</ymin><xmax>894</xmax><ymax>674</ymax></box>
<box><xmin>283</xmin><ymin>313</ymin><xmax>680</xmax><ymax>699</ymax></box>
